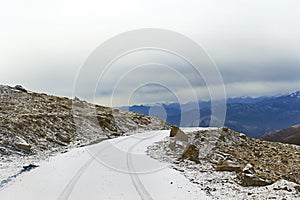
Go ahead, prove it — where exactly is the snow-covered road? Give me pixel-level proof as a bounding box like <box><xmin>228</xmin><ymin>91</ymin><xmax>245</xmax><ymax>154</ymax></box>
<box><xmin>0</xmin><ymin>130</ymin><xmax>210</xmax><ymax>200</ymax></box>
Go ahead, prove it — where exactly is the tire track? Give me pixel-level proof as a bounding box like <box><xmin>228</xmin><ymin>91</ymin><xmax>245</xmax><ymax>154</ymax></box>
<box><xmin>58</xmin><ymin>131</ymin><xmax>160</xmax><ymax>200</ymax></box>
<box><xmin>58</xmin><ymin>137</ymin><xmax>131</xmax><ymax>200</ymax></box>
<box><xmin>126</xmin><ymin>136</ymin><xmax>155</xmax><ymax>200</ymax></box>
<box><xmin>57</xmin><ymin>157</ymin><xmax>94</xmax><ymax>200</ymax></box>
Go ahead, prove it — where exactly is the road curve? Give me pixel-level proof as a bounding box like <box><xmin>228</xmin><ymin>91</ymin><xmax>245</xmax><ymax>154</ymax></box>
<box><xmin>0</xmin><ymin>130</ymin><xmax>209</xmax><ymax>200</ymax></box>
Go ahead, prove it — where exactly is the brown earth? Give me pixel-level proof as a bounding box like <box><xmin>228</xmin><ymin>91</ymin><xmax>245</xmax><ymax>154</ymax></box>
<box><xmin>0</xmin><ymin>84</ymin><xmax>169</xmax><ymax>156</ymax></box>
<box><xmin>261</xmin><ymin>124</ymin><xmax>300</xmax><ymax>145</ymax></box>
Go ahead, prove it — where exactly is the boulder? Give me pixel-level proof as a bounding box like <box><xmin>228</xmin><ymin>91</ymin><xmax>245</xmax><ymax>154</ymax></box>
<box><xmin>239</xmin><ymin>172</ymin><xmax>273</xmax><ymax>186</ymax></box>
<box><xmin>170</xmin><ymin>126</ymin><xmax>189</xmax><ymax>142</ymax></box>
<box><xmin>15</xmin><ymin>136</ymin><xmax>31</xmax><ymax>152</ymax></box>
<box><xmin>215</xmin><ymin>159</ymin><xmax>242</xmax><ymax>172</ymax></box>
<box><xmin>14</xmin><ymin>85</ymin><xmax>27</xmax><ymax>92</ymax></box>
<box><xmin>238</xmin><ymin>163</ymin><xmax>273</xmax><ymax>186</ymax></box>
<box><xmin>170</xmin><ymin>126</ymin><xmax>179</xmax><ymax>137</ymax></box>
<box><xmin>55</xmin><ymin>133</ymin><xmax>71</xmax><ymax>144</ymax></box>
<box><xmin>243</xmin><ymin>163</ymin><xmax>255</xmax><ymax>174</ymax></box>
<box><xmin>181</xmin><ymin>144</ymin><xmax>200</xmax><ymax>163</ymax></box>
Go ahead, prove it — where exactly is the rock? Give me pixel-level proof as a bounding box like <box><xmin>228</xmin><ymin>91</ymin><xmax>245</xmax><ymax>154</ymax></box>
<box><xmin>238</xmin><ymin>164</ymin><xmax>273</xmax><ymax>187</ymax></box>
<box><xmin>294</xmin><ymin>185</ymin><xmax>300</xmax><ymax>193</ymax></box>
<box><xmin>14</xmin><ymin>85</ymin><xmax>27</xmax><ymax>92</ymax></box>
<box><xmin>239</xmin><ymin>172</ymin><xmax>273</xmax><ymax>186</ymax></box>
<box><xmin>15</xmin><ymin>136</ymin><xmax>31</xmax><ymax>152</ymax></box>
<box><xmin>169</xmin><ymin>141</ymin><xmax>176</xmax><ymax>151</ymax></box>
<box><xmin>273</xmin><ymin>186</ymin><xmax>293</xmax><ymax>192</ymax></box>
<box><xmin>170</xmin><ymin>126</ymin><xmax>189</xmax><ymax>142</ymax></box>
<box><xmin>74</xmin><ymin>96</ymin><xmax>81</xmax><ymax>101</ymax></box>
<box><xmin>55</xmin><ymin>133</ymin><xmax>71</xmax><ymax>143</ymax></box>
<box><xmin>215</xmin><ymin>159</ymin><xmax>242</xmax><ymax>172</ymax></box>
<box><xmin>219</xmin><ymin>134</ymin><xmax>226</xmax><ymax>142</ymax></box>
<box><xmin>181</xmin><ymin>144</ymin><xmax>200</xmax><ymax>163</ymax></box>
<box><xmin>238</xmin><ymin>163</ymin><xmax>273</xmax><ymax>186</ymax></box>
<box><xmin>21</xmin><ymin>164</ymin><xmax>38</xmax><ymax>173</ymax></box>
<box><xmin>170</xmin><ymin>126</ymin><xmax>179</xmax><ymax>137</ymax></box>
<box><xmin>239</xmin><ymin>133</ymin><xmax>247</xmax><ymax>140</ymax></box>
<box><xmin>243</xmin><ymin>163</ymin><xmax>255</xmax><ymax>174</ymax></box>
<box><xmin>73</xmin><ymin>96</ymin><xmax>85</xmax><ymax>108</ymax></box>
<box><xmin>46</xmin><ymin>137</ymin><xmax>54</xmax><ymax>142</ymax></box>
<box><xmin>222</xmin><ymin>127</ymin><xmax>229</xmax><ymax>132</ymax></box>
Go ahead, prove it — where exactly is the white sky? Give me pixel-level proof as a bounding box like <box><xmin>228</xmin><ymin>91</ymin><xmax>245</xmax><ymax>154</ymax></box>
<box><xmin>1</xmin><ymin>0</ymin><xmax>300</xmax><ymax>106</ymax></box>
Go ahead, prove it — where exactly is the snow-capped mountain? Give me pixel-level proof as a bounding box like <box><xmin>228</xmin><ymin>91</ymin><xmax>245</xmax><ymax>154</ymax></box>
<box><xmin>121</xmin><ymin>90</ymin><xmax>300</xmax><ymax>138</ymax></box>
<box><xmin>286</xmin><ymin>91</ymin><xmax>300</xmax><ymax>98</ymax></box>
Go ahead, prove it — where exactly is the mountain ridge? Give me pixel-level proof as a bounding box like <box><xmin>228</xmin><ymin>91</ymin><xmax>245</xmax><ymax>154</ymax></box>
<box><xmin>261</xmin><ymin>124</ymin><xmax>300</xmax><ymax>145</ymax></box>
<box><xmin>121</xmin><ymin>90</ymin><xmax>300</xmax><ymax>137</ymax></box>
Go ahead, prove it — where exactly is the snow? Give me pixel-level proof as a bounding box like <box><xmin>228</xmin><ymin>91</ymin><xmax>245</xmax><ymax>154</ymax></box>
<box><xmin>2</xmin><ymin>127</ymin><xmax>298</xmax><ymax>199</ymax></box>
<box><xmin>147</xmin><ymin>127</ymin><xmax>300</xmax><ymax>200</ymax></box>
<box><xmin>0</xmin><ymin>130</ymin><xmax>210</xmax><ymax>200</ymax></box>
<box><xmin>288</xmin><ymin>91</ymin><xmax>300</xmax><ymax>98</ymax></box>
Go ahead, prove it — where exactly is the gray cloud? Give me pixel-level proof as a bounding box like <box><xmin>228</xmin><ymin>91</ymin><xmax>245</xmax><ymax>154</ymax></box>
<box><xmin>220</xmin><ymin>60</ymin><xmax>300</xmax><ymax>84</ymax></box>
<box><xmin>0</xmin><ymin>0</ymin><xmax>300</xmax><ymax>106</ymax></box>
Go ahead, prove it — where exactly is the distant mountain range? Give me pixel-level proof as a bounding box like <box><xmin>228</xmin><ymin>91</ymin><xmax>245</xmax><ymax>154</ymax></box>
<box><xmin>120</xmin><ymin>91</ymin><xmax>300</xmax><ymax>138</ymax></box>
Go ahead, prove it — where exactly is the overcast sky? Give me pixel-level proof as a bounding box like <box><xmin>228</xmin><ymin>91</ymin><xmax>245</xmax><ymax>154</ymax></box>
<box><xmin>1</xmin><ymin>0</ymin><xmax>300</xmax><ymax>106</ymax></box>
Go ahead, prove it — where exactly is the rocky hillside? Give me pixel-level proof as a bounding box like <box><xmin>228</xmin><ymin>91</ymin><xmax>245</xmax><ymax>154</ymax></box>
<box><xmin>0</xmin><ymin>84</ymin><xmax>168</xmax><ymax>183</ymax></box>
<box><xmin>0</xmin><ymin>84</ymin><xmax>168</xmax><ymax>155</ymax></box>
<box><xmin>148</xmin><ymin>127</ymin><xmax>300</xmax><ymax>199</ymax></box>
<box><xmin>261</xmin><ymin>124</ymin><xmax>300</xmax><ymax>145</ymax></box>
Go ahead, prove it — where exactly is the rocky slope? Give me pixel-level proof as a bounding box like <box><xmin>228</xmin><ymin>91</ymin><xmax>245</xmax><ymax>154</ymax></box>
<box><xmin>147</xmin><ymin>127</ymin><xmax>300</xmax><ymax>199</ymax></box>
<box><xmin>261</xmin><ymin>124</ymin><xmax>300</xmax><ymax>145</ymax></box>
<box><xmin>0</xmin><ymin>84</ymin><xmax>168</xmax><ymax>183</ymax></box>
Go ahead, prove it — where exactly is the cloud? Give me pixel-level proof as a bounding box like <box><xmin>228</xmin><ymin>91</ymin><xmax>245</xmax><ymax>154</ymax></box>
<box><xmin>0</xmin><ymin>0</ymin><xmax>300</xmax><ymax>106</ymax></box>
